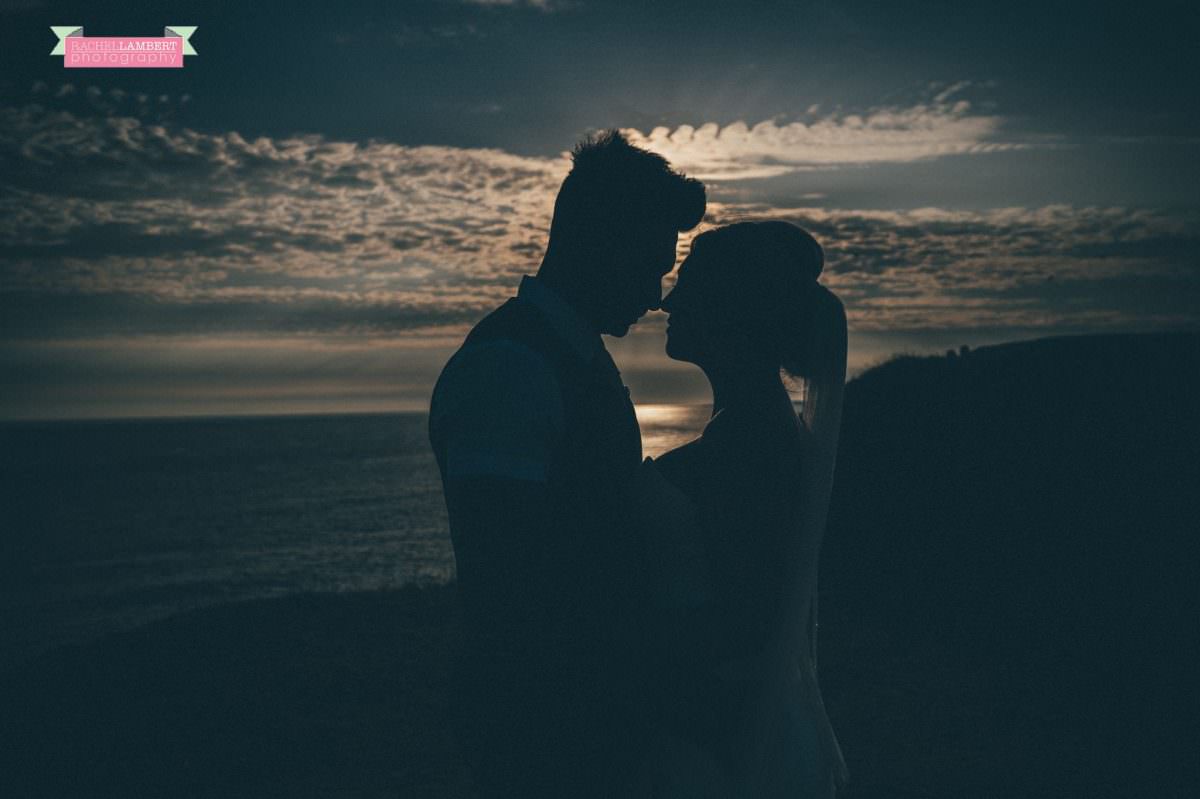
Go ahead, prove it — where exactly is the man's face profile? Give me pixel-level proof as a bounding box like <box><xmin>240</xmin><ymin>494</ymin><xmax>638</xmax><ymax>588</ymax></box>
<box><xmin>596</xmin><ymin>222</ymin><xmax>679</xmax><ymax>337</ymax></box>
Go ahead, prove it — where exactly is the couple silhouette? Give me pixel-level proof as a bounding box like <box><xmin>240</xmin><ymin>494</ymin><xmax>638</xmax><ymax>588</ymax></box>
<box><xmin>429</xmin><ymin>130</ymin><xmax>850</xmax><ymax>797</ymax></box>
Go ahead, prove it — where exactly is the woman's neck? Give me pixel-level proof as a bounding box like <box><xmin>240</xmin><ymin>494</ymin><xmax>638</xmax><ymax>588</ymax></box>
<box><xmin>705</xmin><ymin>364</ymin><xmax>791</xmax><ymax>419</ymax></box>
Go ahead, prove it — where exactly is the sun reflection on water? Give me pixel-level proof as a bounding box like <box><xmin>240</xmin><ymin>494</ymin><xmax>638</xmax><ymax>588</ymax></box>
<box><xmin>635</xmin><ymin>403</ymin><xmax>711</xmax><ymax>459</ymax></box>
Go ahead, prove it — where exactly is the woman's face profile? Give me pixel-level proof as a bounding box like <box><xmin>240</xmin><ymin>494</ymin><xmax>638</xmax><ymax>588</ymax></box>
<box><xmin>664</xmin><ymin>238</ymin><xmax>781</xmax><ymax>374</ymax></box>
<box><xmin>661</xmin><ymin>249</ymin><xmax>721</xmax><ymax>366</ymax></box>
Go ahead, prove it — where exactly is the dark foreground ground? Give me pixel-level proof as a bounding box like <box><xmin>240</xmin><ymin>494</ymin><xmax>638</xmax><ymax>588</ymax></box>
<box><xmin>0</xmin><ymin>585</ymin><xmax>1033</xmax><ymax>799</ymax></box>
<box><xmin>0</xmin><ymin>579</ymin><xmax>1190</xmax><ymax>798</ymax></box>
<box><xmin>3</xmin><ymin>332</ymin><xmax>1196</xmax><ymax>797</ymax></box>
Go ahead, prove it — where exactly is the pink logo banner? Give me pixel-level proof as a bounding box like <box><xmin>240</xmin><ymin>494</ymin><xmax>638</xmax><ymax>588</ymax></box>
<box><xmin>50</xmin><ymin>26</ymin><xmax>198</xmax><ymax>69</ymax></box>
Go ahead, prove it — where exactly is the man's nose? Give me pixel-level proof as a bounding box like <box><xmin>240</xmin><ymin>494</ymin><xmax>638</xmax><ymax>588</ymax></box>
<box><xmin>645</xmin><ymin>283</ymin><xmax>664</xmax><ymax>312</ymax></box>
<box><xmin>657</xmin><ymin>289</ymin><xmax>674</xmax><ymax>313</ymax></box>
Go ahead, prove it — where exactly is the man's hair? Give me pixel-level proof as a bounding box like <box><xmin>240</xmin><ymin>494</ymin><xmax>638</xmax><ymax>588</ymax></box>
<box><xmin>545</xmin><ymin>130</ymin><xmax>705</xmax><ymax>257</ymax></box>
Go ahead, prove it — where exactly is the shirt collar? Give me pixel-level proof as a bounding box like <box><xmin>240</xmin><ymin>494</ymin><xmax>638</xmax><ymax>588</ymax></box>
<box><xmin>516</xmin><ymin>274</ymin><xmax>603</xmax><ymax>363</ymax></box>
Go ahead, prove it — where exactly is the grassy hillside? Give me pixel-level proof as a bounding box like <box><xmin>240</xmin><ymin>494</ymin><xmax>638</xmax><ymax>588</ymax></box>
<box><xmin>819</xmin><ymin>330</ymin><xmax>1198</xmax><ymax>795</ymax></box>
<box><xmin>2</xmin><ymin>332</ymin><xmax>1195</xmax><ymax>797</ymax></box>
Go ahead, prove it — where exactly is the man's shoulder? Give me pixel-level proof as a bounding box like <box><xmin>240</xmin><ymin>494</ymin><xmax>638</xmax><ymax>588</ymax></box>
<box><xmin>441</xmin><ymin>337</ymin><xmax>557</xmax><ymax>385</ymax></box>
<box><xmin>465</xmin><ymin>295</ymin><xmax>578</xmax><ymax>368</ymax></box>
<box><xmin>429</xmin><ymin>333</ymin><xmax>567</xmax><ymax>482</ymax></box>
<box><xmin>466</xmin><ymin>296</ymin><xmax>542</xmax><ymax>342</ymax></box>
<box><xmin>430</xmin><ymin>330</ymin><xmax>562</xmax><ymax>423</ymax></box>
<box><xmin>429</xmin><ymin>293</ymin><xmax>576</xmax><ymax>434</ymax></box>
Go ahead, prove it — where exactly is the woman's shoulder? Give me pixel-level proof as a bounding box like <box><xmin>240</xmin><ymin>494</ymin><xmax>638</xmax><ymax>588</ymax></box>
<box><xmin>654</xmin><ymin>400</ymin><xmax>807</xmax><ymax>490</ymax></box>
<box><xmin>702</xmin><ymin>402</ymin><xmax>807</xmax><ymax>455</ymax></box>
<box><xmin>651</xmin><ymin>436</ymin><xmax>708</xmax><ymax>492</ymax></box>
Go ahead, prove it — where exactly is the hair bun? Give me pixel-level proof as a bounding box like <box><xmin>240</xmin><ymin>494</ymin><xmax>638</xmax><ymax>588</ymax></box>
<box><xmin>756</xmin><ymin>220</ymin><xmax>824</xmax><ymax>283</ymax></box>
<box><xmin>751</xmin><ymin>222</ymin><xmax>830</xmax><ymax>379</ymax></box>
<box><xmin>687</xmin><ymin>220</ymin><xmax>835</xmax><ymax>379</ymax></box>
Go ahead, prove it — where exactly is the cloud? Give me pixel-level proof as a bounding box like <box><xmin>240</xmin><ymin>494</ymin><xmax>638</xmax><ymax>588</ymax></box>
<box><xmin>1</xmin><ymin>99</ymin><xmax>1195</xmax><ymax>417</ymax></box>
<box><xmin>1</xmin><ymin>101</ymin><xmax>1195</xmax><ymax>345</ymax></box>
<box><xmin>690</xmin><ymin>202</ymin><xmax>1200</xmax><ymax>332</ymax></box>
<box><xmin>0</xmin><ymin>102</ymin><xmax>569</xmax><ymax>338</ymax></box>
<box><xmin>19</xmin><ymin>82</ymin><xmax>190</xmax><ymax>120</ymax></box>
<box><xmin>390</xmin><ymin>22</ymin><xmax>486</xmax><ymax>47</ymax></box>
<box><xmin>0</xmin><ymin>334</ymin><xmax>458</xmax><ymax>418</ymax></box>
<box><xmin>0</xmin><ymin>0</ymin><xmax>44</xmax><ymax>12</ymax></box>
<box><xmin>622</xmin><ymin>101</ymin><xmax>1033</xmax><ymax>180</ymax></box>
<box><xmin>457</xmin><ymin>0</ymin><xmax>569</xmax><ymax>10</ymax></box>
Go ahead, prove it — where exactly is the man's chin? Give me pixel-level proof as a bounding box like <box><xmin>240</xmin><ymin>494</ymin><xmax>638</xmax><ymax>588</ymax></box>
<box><xmin>602</xmin><ymin>321</ymin><xmax>634</xmax><ymax>337</ymax></box>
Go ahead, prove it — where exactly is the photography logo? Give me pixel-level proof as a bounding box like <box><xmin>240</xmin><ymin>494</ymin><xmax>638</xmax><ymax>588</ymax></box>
<box><xmin>50</xmin><ymin>26</ymin><xmax>197</xmax><ymax>69</ymax></box>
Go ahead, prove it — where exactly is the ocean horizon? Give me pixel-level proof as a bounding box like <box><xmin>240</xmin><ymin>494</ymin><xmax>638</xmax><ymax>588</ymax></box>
<box><xmin>1</xmin><ymin>405</ymin><xmax>715</xmax><ymax>670</ymax></box>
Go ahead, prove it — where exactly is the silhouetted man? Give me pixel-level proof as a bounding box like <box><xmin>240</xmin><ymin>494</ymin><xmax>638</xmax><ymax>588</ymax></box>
<box><xmin>428</xmin><ymin>130</ymin><xmax>705</xmax><ymax>797</ymax></box>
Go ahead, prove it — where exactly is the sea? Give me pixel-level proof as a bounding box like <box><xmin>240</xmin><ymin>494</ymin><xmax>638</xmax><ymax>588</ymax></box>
<box><xmin>0</xmin><ymin>406</ymin><xmax>713</xmax><ymax>671</ymax></box>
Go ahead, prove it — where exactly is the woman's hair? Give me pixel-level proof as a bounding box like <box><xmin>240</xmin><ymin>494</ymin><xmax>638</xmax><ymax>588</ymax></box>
<box><xmin>689</xmin><ymin>220</ymin><xmax>846</xmax><ymax>384</ymax></box>
<box><xmin>704</xmin><ymin>221</ymin><xmax>852</xmax><ymax>790</ymax></box>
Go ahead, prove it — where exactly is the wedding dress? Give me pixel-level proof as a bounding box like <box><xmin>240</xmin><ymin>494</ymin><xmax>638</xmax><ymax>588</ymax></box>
<box><xmin>637</xmin><ymin>368</ymin><xmax>849</xmax><ymax>797</ymax></box>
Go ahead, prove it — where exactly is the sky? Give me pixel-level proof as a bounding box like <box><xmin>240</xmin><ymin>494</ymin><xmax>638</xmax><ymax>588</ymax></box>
<box><xmin>1</xmin><ymin>0</ymin><xmax>1198</xmax><ymax>419</ymax></box>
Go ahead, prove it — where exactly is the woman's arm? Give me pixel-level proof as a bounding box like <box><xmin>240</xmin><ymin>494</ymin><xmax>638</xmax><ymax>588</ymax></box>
<box><xmin>630</xmin><ymin>456</ymin><xmax>711</xmax><ymax>610</ymax></box>
<box><xmin>651</xmin><ymin>436</ymin><xmax>799</xmax><ymax>666</ymax></box>
<box><xmin>632</xmin><ymin>449</ymin><xmax>751</xmax><ymax>667</ymax></box>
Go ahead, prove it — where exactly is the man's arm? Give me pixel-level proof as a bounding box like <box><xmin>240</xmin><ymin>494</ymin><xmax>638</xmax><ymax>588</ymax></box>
<box><xmin>443</xmin><ymin>475</ymin><xmax>560</xmax><ymax>653</ymax></box>
<box><xmin>431</xmin><ymin>340</ymin><xmax>566</xmax><ymax>656</ymax></box>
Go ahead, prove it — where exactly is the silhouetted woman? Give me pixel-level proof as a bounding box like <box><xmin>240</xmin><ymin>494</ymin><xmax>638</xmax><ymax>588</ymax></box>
<box><xmin>634</xmin><ymin>220</ymin><xmax>851</xmax><ymax>797</ymax></box>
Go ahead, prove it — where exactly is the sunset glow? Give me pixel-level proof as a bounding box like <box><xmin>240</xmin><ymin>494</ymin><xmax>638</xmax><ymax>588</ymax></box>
<box><xmin>1</xmin><ymin>2</ymin><xmax>1196</xmax><ymax>419</ymax></box>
